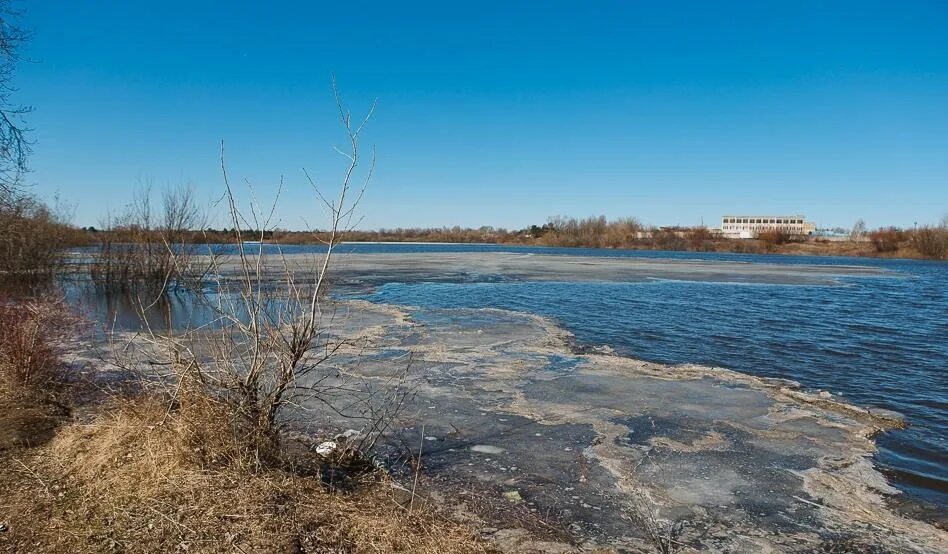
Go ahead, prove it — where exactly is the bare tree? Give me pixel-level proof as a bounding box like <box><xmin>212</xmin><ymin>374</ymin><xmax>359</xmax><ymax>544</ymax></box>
<box><xmin>105</xmin><ymin>84</ymin><xmax>412</xmax><ymax>471</ymax></box>
<box><xmin>850</xmin><ymin>218</ymin><xmax>867</xmax><ymax>242</ymax></box>
<box><xmin>0</xmin><ymin>1</ymin><xmax>30</xmax><ymax>200</ymax></box>
<box><xmin>210</xmin><ymin>83</ymin><xmax>390</xmax><ymax>450</ymax></box>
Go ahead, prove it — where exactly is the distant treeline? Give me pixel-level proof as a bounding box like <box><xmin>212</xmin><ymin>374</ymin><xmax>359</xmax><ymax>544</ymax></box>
<box><xmin>80</xmin><ymin>226</ymin><xmax>277</xmax><ymax>244</ymax></box>
<box><xmin>70</xmin><ymin>214</ymin><xmax>948</xmax><ymax>260</ymax></box>
<box><xmin>3</xmin><ymin>195</ymin><xmax>946</xmax><ymax>291</ymax></box>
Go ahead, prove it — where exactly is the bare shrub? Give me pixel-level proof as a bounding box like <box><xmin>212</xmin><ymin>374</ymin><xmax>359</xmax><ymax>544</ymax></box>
<box><xmin>535</xmin><ymin>215</ymin><xmax>643</xmax><ymax>248</ymax></box>
<box><xmin>686</xmin><ymin>226</ymin><xmax>714</xmax><ymax>251</ymax></box>
<box><xmin>0</xmin><ymin>296</ymin><xmax>74</xmax><ymax>450</ymax></box>
<box><xmin>756</xmin><ymin>229</ymin><xmax>789</xmax><ymax>244</ymax></box>
<box><xmin>90</xmin><ymin>184</ymin><xmax>206</xmax><ymax>294</ymax></box>
<box><xmin>0</xmin><ymin>296</ymin><xmax>72</xmax><ymax>401</ymax></box>
<box><xmin>539</xmin><ymin>215</ymin><xmax>598</xmax><ymax>247</ymax></box>
<box><xmin>602</xmin><ymin>217</ymin><xmax>645</xmax><ymax>248</ymax></box>
<box><xmin>107</xmin><ymin>86</ymin><xmax>413</xmax><ymax>473</ymax></box>
<box><xmin>725</xmin><ymin>239</ymin><xmax>763</xmax><ymax>254</ymax></box>
<box><xmin>0</xmin><ymin>192</ymin><xmax>72</xmax><ymax>283</ymax></box>
<box><xmin>756</xmin><ymin>229</ymin><xmax>796</xmax><ymax>251</ymax></box>
<box><xmin>912</xmin><ymin>227</ymin><xmax>948</xmax><ymax>259</ymax></box>
<box><xmin>649</xmin><ymin>228</ymin><xmax>687</xmax><ymax>251</ymax></box>
<box><xmin>869</xmin><ymin>227</ymin><xmax>909</xmax><ymax>253</ymax></box>
<box><xmin>912</xmin><ymin>217</ymin><xmax>948</xmax><ymax>260</ymax></box>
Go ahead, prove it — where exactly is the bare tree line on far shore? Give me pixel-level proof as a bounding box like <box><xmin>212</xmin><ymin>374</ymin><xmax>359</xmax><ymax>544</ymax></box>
<box><xmin>71</xmin><ymin>212</ymin><xmax>948</xmax><ymax>260</ymax></box>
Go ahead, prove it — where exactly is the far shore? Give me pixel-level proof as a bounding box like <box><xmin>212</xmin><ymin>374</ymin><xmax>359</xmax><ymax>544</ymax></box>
<box><xmin>203</xmin><ymin>238</ymin><xmax>946</xmax><ymax>262</ymax></box>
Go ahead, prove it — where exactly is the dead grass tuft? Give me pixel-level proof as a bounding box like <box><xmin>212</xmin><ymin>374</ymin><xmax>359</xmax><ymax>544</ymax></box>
<box><xmin>174</xmin><ymin>380</ymin><xmax>282</xmax><ymax>471</ymax></box>
<box><xmin>0</xmin><ymin>395</ymin><xmax>494</xmax><ymax>554</ymax></box>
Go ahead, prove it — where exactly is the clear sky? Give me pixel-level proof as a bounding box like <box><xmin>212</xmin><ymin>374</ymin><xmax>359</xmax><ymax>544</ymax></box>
<box><xmin>16</xmin><ymin>1</ymin><xmax>948</xmax><ymax>230</ymax></box>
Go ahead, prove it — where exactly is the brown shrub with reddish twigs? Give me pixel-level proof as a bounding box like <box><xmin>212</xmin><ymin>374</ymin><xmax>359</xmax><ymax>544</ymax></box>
<box><xmin>869</xmin><ymin>227</ymin><xmax>910</xmax><ymax>253</ymax></box>
<box><xmin>912</xmin><ymin>223</ymin><xmax>948</xmax><ymax>260</ymax></box>
<box><xmin>0</xmin><ymin>297</ymin><xmax>72</xmax><ymax>400</ymax></box>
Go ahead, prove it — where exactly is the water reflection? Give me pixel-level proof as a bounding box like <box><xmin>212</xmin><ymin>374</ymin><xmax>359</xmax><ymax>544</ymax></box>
<box><xmin>365</xmin><ymin>272</ymin><xmax>948</xmax><ymax>510</ymax></box>
<box><xmin>63</xmin><ymin>279</ymin><xmax>304</xmax><ymax>332</ymax></box>
<box><xmin>58</xmin><ymin>243</ymin><xmax>948</xmax><ymax>510</ymax></box>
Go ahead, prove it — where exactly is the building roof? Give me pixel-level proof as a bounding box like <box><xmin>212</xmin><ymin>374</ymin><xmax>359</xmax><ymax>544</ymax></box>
<box><xmin>721</xmin><ymin>215</ymin><xmax>805</xmax><ymax>219</ymax></box>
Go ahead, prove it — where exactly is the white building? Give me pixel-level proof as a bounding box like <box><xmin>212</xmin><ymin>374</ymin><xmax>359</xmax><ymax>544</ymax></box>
<box><xmin>720</xmin><ymin>215</ymin><xmax>816</xmax><ymax>239</ymax></box>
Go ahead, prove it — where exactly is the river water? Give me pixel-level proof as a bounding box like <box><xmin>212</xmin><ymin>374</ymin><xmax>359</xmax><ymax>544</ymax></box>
<box><xmin>69</xmin><ymin>243</ymin><xmax>948</xmax><ymax>510</ymax></box>
<box><xmin>346</xmin><ymin>244</ymin><xmax>946</xmax><ymax>510</ymax></box>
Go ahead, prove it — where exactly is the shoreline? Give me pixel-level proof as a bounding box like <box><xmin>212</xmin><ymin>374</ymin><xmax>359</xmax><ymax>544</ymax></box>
<box><xmin>65</xmin><ymin>240</ymin><xmax>948</xmax><ymax>263</ymax></box>
<box><xmin>52</xmin><ymin>251</ymin><xmax>947</xmax><ymax>550</ymax></box>
<box><xmin>319</xmin><ymin>297</ymin><xmax>945</xmax><ymax>550</ymax></box>
<box><xmin>155</xmin><ymin>239</ymin><xmax>948</xmax><ymax>263</ymax></box>
<box><xmin>38</xmin><ymin>287</ymin><xmax>948</xmax><ymax>551</ymax></box>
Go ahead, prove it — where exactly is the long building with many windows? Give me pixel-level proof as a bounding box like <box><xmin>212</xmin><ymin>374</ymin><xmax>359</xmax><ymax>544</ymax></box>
<box><xmin>720</xmin><ymin>215</ymin><xmax>815</xmax><ymax>239</ymax></box>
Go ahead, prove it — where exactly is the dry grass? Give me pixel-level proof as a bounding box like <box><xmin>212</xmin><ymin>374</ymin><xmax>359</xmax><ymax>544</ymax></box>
<box><xmin>0</xmin><ymin>294</ymin><xmax>492</xmax><ymax>553</ymax></box>
<box><xmin>0</xmin><ymin>395</ymin><xmax>495</xmax><ymax>554</ymax></box>
<box><xmin>0</xmin><ymin>399</ymin><xmax>63</xmax><ymax>450</ymax></box>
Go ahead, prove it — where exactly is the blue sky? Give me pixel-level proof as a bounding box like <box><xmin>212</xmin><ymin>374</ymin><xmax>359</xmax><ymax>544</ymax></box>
<box><xmin>17</xmin><ymin>1</ymin><xmax>948</xmax><ymax>230</ymax></box>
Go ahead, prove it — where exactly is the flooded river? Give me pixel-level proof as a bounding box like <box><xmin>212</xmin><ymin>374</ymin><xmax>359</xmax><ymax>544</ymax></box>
<box><xmin>68</xmin><ymin>243</ymin><xmax>948</xmax><ymax>512</ymax></box>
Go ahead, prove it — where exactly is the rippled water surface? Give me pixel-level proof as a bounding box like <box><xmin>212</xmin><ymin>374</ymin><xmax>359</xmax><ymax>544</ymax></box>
<box><xmin>346</xmin><ymin>245</ymin><xmax>947</xmax><ymax>509</ymax></box>
<box><xmin>70</xmin><ymin>242</ymin><xmax>948</xmax><ymax>509</ymax></box>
